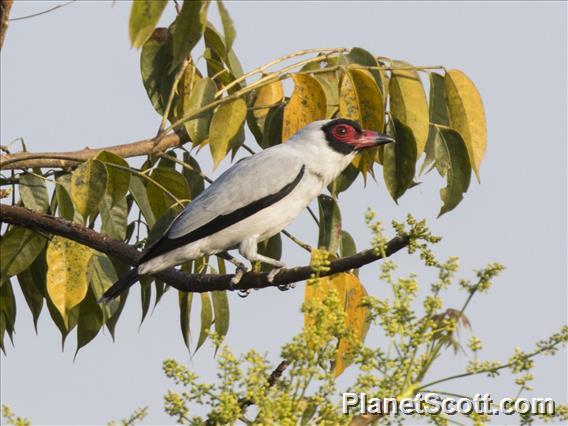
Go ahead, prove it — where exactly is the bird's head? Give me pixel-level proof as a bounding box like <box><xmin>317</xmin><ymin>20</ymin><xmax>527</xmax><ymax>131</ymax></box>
<box><xmin>285</xmin><ymin>118</ymin><xmax>395</xmax><ymax>184</ymax></box>
<box><xmin>290</xmin><ymin>118</ymin><xmax>394</xmax><ymax>156</ymax></box>
<box><xmin>319</xmin><ymin>118</ymin><xmax>394</xmax><ymax>154</ymax></box>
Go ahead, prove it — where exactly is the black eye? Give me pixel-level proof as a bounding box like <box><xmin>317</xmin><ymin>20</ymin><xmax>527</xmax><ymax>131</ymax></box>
<box><xmin>336</xmin><ymin>126</ymin><xmax>347</xmax><ymax>135</ymax></box>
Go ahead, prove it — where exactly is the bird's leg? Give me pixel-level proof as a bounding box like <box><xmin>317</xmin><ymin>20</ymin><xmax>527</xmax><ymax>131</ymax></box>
<box><xmin>239</xmin><ymin>239</ymin><xmax>289</xmax><ymax>289</ymax></box>
<box><xmin>217</xmin><ymin>252</ymin><xmax>249</xmax><ymax>293</ymax></box>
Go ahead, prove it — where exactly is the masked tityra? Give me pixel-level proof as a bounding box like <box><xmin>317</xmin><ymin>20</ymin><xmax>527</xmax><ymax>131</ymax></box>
<box><xmin>100</xmin><ymin>118</ymin><xmax>394</xmax><ymax>302</ymax></box>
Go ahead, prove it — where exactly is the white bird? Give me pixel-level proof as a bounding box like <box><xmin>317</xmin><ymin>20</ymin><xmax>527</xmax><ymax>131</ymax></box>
<box><xmin>100</xmin><ymin>118</ymin><xmax>394</xmax><ymax>302</ymax></box>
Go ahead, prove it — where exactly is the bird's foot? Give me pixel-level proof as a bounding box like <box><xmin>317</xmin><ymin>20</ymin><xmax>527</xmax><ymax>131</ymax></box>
<box><xmin>229</xmin><ymin>266</ymin><xmax>247</xmax><ymax>291</ymax></box>
<box><xmin>267</xmin><ymin>267</ymin><xmax>283</xmax><ymax>283</ymax></box>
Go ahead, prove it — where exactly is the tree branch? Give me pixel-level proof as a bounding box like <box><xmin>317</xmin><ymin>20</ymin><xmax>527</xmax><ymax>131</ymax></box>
<box><xmin>0</xmin><ymin>204</ymin><xmax>410</xmax><ymax>293</ymax></box>
<box><xmin>0</xmin><ymin>132</ymin><xmax>185</xmax><ymax>170</ymax></box>
<box><xmin>0</xmin><ymin>0</ymin><xmax>13</xmax><ymax>50</ymax></box>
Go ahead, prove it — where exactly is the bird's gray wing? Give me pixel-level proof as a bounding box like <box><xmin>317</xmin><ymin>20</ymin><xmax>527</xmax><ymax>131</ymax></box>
<box><xmin>138</xmin><ymin>149</ymin><xmax>304</xmax><ymax>263</ymax></box>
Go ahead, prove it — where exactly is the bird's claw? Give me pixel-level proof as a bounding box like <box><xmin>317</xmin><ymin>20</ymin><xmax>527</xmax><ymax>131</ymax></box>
<box><xmin>237</xmin><ymin>289</ymin><xmax>251</xmax><ymax>298</ymax></box>
<box><xmin>277</xmin><ymin>282</ymin><xmax>295</xmax><ymax>292</ymax></box>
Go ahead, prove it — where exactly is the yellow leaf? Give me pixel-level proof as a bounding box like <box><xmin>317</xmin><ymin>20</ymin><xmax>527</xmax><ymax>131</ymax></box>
<box><xmin>339</xmin><ymin>66</ymin><xmax>385</xmax><ymax>176</ymax></box>
<box><xmin>46</xmin><ymin>236</ymin><xmax>93</xmax><ymax>327</ymax></box>
<box><xmin>209</xmin><ymin>98</ymin><xmax>247</xmax><ymax>169</ymax></box>
<box><xmin>70</xmin><ymin>159</ymin><xmax>107</xmax><ymax>221</ymax></box>
<box><xmin>444</xmin><ymin>69</ymin><xmax>487</xmax><ymax>181</ymax></box>
<box><xmin>389</xmin><ymin>64</ymin><xmax>429</xmax><ymax>157</ymax></box>
<box><xmin>304</xmin><ymin>272</ymin><xmax>370</xmax><ymax>377</ymax></box>
<box><xmin>282</xmin><ymin>74</ymin><xmax>326</xmax><ymax>141</ymax></box>
<box><xmin>253</xmin><ymin>80</ymin><xmax>284</xmax><ymax>128</ymax></box>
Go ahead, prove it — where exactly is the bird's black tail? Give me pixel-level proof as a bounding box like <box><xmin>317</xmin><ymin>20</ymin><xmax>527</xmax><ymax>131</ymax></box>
<box><xmin>98</xmin><ymin>267</ymin><xmax>140</xmax><ymax>304</ymax></box>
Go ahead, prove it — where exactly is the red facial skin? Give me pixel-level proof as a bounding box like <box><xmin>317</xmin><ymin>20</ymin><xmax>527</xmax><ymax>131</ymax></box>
<box><xmin>330</xmin><ymin>124</ymin><xmax>390</xmax><ymax>149</ymax></box>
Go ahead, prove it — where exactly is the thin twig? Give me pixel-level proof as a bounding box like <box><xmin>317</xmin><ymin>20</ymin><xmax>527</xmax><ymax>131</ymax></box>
<box><xmin>307</xmin><ymin>206</ymin><xmax>319</xmax><ymax>226</ymax></box>
<box><xmin>282</xmin><ymin>230</ymin><xmax>312</xmax><ymax>253</ymax></box>
<box><xmin>9</xmin><ymin>0</ymin><xmax>77</xmax><ymax>21</ymax></box>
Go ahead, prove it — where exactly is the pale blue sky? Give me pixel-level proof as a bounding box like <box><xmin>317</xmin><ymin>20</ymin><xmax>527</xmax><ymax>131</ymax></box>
<box><xmin>1</xmin><ymin>1</ymin><xmax>566</xmax><ymax>425</ymax></box>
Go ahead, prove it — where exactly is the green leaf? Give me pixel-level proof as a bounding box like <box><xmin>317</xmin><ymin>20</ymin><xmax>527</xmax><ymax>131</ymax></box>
<box><xmin>201</xmin><ymin>23</ymin><xmax>242</xmax><ymax>88</ymax></box>
<box><xmin>196</xmin><ymin>292</ymin><xmax>213</xmax><ymax>353</ymax></box>
<box><xmin>75</xmin><ymin>286</ymin><xmax>103</xmax><ymax>358</ymax></box>
<box><xmin>100</xmin><ymin>194</ymin><xmax>128</xmax><ymax>241</ymax></box>
<box><xmin>257</xmin><ymin>234</ymin><xmax>282</xmax><ymax>272</ymax></box>
<box><xmin>422</xmin><ymin>72</ymin><xmax>449</xmax><ymax>176</ymax></box>
<box><xmin>1</xmin><ymin>227</ymin><xmax>46</xmax><ymax>278</ymax></box>
<box><xmin>70</xmin><ymin>159</ymin><xmax>108</xmax><ymax>221</ymax></box>
<box><xmin>19</xmin><ymin>174</ymin><xmax>49</xmax><ymax>213</ymax></box>
<box><xmin>139</xmin><ymin>276</ymin><xmax>153</xmax><ymax>326</ymax></box>
<box><xmin>154</xmin><ymin>280</ymin><xmax>170</xmax><ymax>308</ymax></box>
<box><xmin>317</xmin><ymin>195</ymin><xmax>342</xmax><ymax>255</ymax></box>
<box><xmin>55</xmin><ymin>174</ymin><xmax>81</xmax><ymax>222</ymax></box>
<box><xmin>129</xmin><ymin>175</ymin><xmax>156</xmax><ymax>228</ymax></box>
<box><xmin>283</xmin><ymin>74</ymin><xmax>327</xmax><ymax>141</ymax></box>
<box><xmin>434</xmin><ymin>126</ymin><xmax>472</xmax><ymax>216</ymax></box>
<box><xmin>261</xmin><ymin>103</ymin><xmax>285</xmax><ymax>148</ymax></box>
<box><xmin>129</xmin><ymin>0</ymin><xmax>168</xmax><ymax>48</ymax></box>
<box><xmin>209</xmin><ymin>98</ymin><xmax>247</xmax><ymax>169</ymax></box>
<box><xmin>216</xmin><ymin>0</ymin><xmax>236</xmax><ymax>52</ymax></box>
<box><xmin>345</xmin><ymin>47</ymin><xmax>387</xmax><ymax>97</ymax></box>
<box><xmin>184</xmin><ymin>77</ymin><xmax>217</xmax><ymax>146</ymax></box>
<box><xmin>339</xmin><ymin>230</ymin><xmax>357</xmax><ymax>258</ymax></box>
<box><xmin>445</xmin><ymin>69</ymin><xmax>486</xmax><ymax>181</ymax></box>
<box><xmin>173</xmin><ymin>62</ymin><xmax>202</xmax><ymax>123</ymax></box>
<box><xmin>211</xmin><ymin>287</ymin><xmax>229</xmax><ymax>345</ymax></box>
<box><xmin>88</xmin><ymin>254</ymin><xmax>120</xmax><ymax>321</ymax></box>
<box><xmin>429</xmin><ymin>72</ymin><xmax>449</xmax><ymax>126</ymax></box>
<box><xmin>140</xmin><ymin>27</ymin><xmax>176</xmax><ymax>116</ymax></box>
<box><xmin>95</xmin><ymin>151</ymin><xmax>131</xmax><ymax>206</ymax></box>
<box><xmin>0</xmin><ymin>281</ymin><xmax>16</xmax><ymax>346</ymax></box>
<box><xmin>179</xmin><ymin>291</ymin><xmax>193</xmax><ymax>350</ymax></box>
<box><xmin>17</xmin><ymin>249</ymin><xmax>47</xmax><ymax>332</ymax></box>
<box><xmin>389</xmin><ymin>63</ymin><xmax>429</xmax><ymax>157</ymax></box>
<box><xmin>182</xmin><ymin>152</ymin><xmax>205</xmax><ymax>197</ymax></box>
<box><xmin>172</xmin><ymin>0</ymin><xmax>210</xmax><ymax>67</ymax></box>
<box><xmin>146</xmin><ymin>167</ymin><xmax>190</xmax><ymax>220</ymax></box>
<box><xmin>105</xmin><ymin>293</ymin><xmax>127</xmax><ymax>341</ymax></box>
<box><xmin>46</xmin><ymin>236</ymin><xmax>93</xmax><ymax>327</ymax></box>
<box><xmin>382</xmin><ymin>118</ymin><xmax>417</xmax><ymax>201</ymax></box>
<box><xmin>203</xmin><ymin>22</ymin><xmax>227</xmax><ymax>63</ymax></box>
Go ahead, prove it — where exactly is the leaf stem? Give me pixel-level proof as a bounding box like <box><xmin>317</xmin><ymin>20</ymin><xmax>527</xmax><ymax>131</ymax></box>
<box><xmin>215</xmin><ymin>47</ymin><xmax>348</xmax><ymax>98</ymax></box>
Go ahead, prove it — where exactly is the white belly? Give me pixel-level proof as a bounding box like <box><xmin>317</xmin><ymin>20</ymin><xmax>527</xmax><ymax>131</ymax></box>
<box><xmin>138</xmin><ymin>171</ymin><xmax>323</xmax><ymax>274</ymax></box>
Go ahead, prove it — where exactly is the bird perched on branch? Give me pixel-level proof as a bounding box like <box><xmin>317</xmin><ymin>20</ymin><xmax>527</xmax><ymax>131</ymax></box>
<box><xmin>100</xmin><ymin>118</ymin><xmax>394</xmax><ymax>302</ymax></box>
